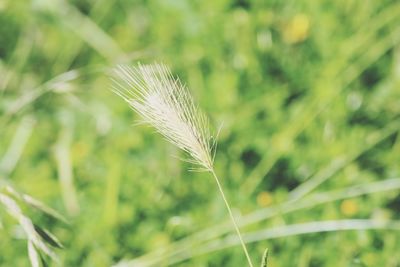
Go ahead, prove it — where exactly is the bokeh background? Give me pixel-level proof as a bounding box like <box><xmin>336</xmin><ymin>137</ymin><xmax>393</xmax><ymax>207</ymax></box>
<box><xmin>1</xmin><ymin>0</ymin><xmax>400</xmax><ymax>266</ymax></box>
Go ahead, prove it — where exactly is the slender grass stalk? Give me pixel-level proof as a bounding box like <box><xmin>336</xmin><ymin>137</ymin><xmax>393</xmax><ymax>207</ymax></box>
<box><xmin>112</xmin><ymin>63</ymin><xmax>254</xmax><ymax>267</ymax></box>
<box><xmin>210</xmin><ymin>169</ymin><xmax>253</xmax><ymax>267</ymax></box>
<box><xmin>54</xmin><ymin>112</ymin><xmax>80</xmax><ymax>217</ymax></box>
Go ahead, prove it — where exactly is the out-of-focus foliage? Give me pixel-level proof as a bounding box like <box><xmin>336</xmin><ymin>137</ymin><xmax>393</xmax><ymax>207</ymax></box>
<box><xmin>1</xmin><ymin>0</ymin><xmax>400</xmax><ymax>266</ymax></box>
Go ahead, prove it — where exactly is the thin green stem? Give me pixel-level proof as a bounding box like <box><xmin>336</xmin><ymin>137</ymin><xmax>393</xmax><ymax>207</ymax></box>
<box><xmin>210</xmin><ymin>169</ymin><xmax>254</xmax><ymax>267</ymax></box>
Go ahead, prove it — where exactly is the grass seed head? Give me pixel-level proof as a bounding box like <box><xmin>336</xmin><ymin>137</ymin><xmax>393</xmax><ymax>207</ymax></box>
<box><xmin>112</xmin><ymin>63</ymin><xmax>214</xmax><ymax>171</ymax></box>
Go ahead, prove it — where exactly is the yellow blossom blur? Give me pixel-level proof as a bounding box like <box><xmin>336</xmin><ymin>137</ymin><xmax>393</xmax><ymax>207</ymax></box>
<box><xmin>257</xmin><ymin>191</ymin><xmax>274</xmax><ymax>207</ymax></box>
<box><xmin>340</xmin><ymin>199</ymin><xmax>359</xmax><ymax>216</ymax></box>
<box><xmin>283</xmin><ymin>14</ymin><xmax>310</xmax><ymax>44</ymax></box>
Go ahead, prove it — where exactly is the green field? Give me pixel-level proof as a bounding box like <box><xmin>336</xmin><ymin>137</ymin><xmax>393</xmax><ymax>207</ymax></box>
<box><xmin>1</xmin><ymin>0</ymin><xmax>400</xmax><ymax>266</ymax></box>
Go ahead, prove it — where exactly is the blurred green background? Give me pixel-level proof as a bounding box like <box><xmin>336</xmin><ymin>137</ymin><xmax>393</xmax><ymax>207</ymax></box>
<box><xmin>1</xmin><ymin>0</ymin><xmax>400</xmax><ymax>266</ymax></box>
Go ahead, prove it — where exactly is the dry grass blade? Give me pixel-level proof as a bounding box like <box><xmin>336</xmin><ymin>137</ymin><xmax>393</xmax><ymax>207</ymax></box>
<box><xmin>5</xmin><ymin>185</ymin><xmax>68</xmax><ymax>224</ymax></box>
<box><xmin>0</xmin><ymin>192</ymin><xmax>58</xmax><ymax>264</ymax></box>
<box><xmin>28</xmin><ymin>241</ymin><xmax>40</xmax><ymax>267</ymax></box>
<box><xmin>0</xmin><ymin>116</ymin><xmax>36</xmax><ymax>175</ymax></box>
<box><xmin>166</xmin><ymin>219</ymin><xmax>400</xmax><ymax>265</ymax></box>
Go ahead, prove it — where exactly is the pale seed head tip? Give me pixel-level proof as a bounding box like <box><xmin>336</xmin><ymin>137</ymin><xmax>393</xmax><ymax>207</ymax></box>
<box><xmin>111</xmin><ymin>63</ymin><xmax>214</xmax><ymax>170</ymax></box>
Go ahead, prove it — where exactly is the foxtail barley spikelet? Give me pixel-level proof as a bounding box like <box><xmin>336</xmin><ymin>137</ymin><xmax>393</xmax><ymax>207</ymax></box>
<box><xmin>112</xmin><ymin>63</ymin><xmax>254</xmax><ymax>267</ymax></box>
<box><xmin>112</xmin><ymin>63</ymin><xmax>214</xmax><ymax>171</ymax></box>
